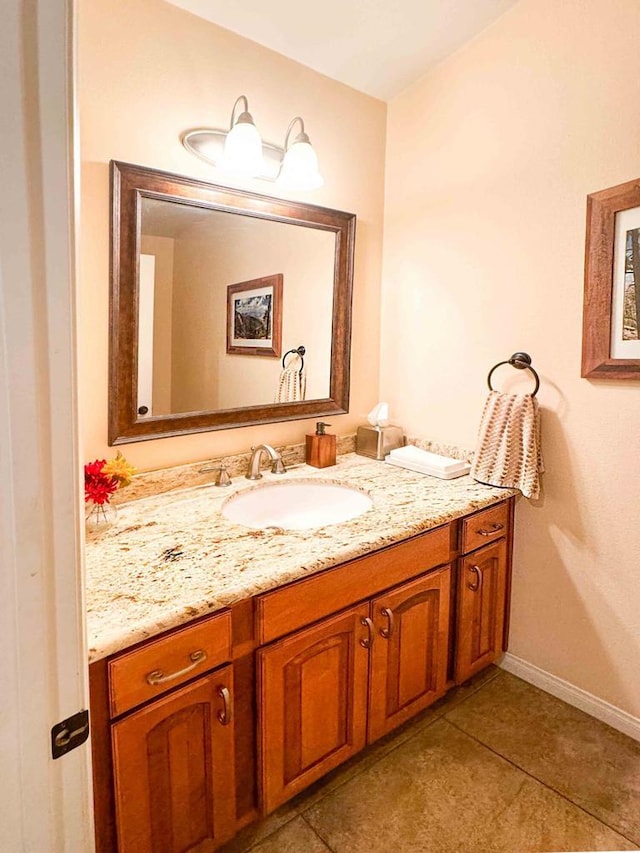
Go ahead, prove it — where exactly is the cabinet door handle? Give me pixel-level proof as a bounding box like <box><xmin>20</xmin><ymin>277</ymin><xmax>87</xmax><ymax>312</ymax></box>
<box><xmin>379</xmin><ymin>606</ymin><xmax>395</xmax><ymax>639</ymax></box>
<box><xmin>145</xmin><ymin>649</ymin><xmax>207</xmax><ymax>685</ymax></box>
<box><xmin>467</xmin><ymin>565</ymin><xmax>483</xmax><ymax>592</ymax></box>
<box><xmin>360</xmin><ymin>616</ymin><xmax>374</xmax><ymax>649</ymax></box>
<box><xmin>477</xmin><ymin>523</ymin><xmax>504</xmax><ymax>537</ymax></box>
<box><xmin>217</xmin><ymin>685</ymin><xmax>233</xmax><ymax>726</ymax></box>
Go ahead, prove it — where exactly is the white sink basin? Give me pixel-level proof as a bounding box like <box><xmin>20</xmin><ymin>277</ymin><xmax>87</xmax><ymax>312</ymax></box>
<box><xmin>222</xmin><ymin>480</ymin><xmax>373</xmax><ymax>530</ymax></box>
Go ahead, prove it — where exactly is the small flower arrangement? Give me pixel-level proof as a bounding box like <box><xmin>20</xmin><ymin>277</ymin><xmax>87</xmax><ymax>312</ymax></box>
<box><xmin>84</xmin><ymin>452</ymin><xmax>136</xmax><ymax>506</ymax></box>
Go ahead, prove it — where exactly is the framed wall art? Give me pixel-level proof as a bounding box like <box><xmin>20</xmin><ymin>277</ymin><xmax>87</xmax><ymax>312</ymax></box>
<box><xmin>226</xmin><ymin>274</ymin><xmax>283</xmax><ymax>357</ymax></box>
<box><xmin>582</xmin><ymin>177</ymin><xmax>640</xmax><ymax>379</ymax></box>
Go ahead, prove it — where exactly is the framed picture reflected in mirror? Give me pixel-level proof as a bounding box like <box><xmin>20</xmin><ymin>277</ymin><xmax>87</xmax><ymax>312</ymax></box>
<box><xmin>226</xmin><ymin>274</ymin><xmax>283</xmax><ymax>357</ymax></box>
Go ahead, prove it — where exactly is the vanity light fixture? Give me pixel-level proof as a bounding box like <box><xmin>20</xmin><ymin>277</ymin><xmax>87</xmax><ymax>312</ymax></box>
<box><xmin>278</xmin><ymin>117</ymin><xmax>324</xmax><ymax>191</ymax></box>
<box><xmin>181</xmin><ymin>95</ymin><xmax>323</xmax><ymax>190</ymax></box>
<box><xmin>220</xmin><ymin>96</ymin><xmax>265</xmax><ymax>177</ymax></box>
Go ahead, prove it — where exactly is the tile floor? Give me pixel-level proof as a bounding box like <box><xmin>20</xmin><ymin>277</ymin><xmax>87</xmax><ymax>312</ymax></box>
<box><xmin>221</xmin><ymin>668</ymin><xmax>640</xmax><ymax>853</ymax></box>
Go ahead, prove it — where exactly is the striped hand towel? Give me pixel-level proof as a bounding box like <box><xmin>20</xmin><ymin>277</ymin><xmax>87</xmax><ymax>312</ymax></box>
<box><xmin>275</xmin><ymin>356</ymin><xmax>306</xmax><ymax>403</ymax></box>
<box><xmin>470</xmin><ymin>391</ymin><xmax>544</xmax><ymax>499</ymax></box>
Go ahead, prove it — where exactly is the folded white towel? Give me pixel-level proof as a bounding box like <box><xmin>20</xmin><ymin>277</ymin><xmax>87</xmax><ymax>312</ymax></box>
<box><xmin>470</xmin><ymin>391</ymin><xmax>544</xmax><ymax>499</ymax></box>
<box><xmin>275</xmin><ymin>356</ymin><xmax>306</xmax><ymax>403</ymax></box>
<box><xmin>388</xmin><ymin>445</ymin><xmax>469</xmax><ymax>474</ymax></box>
<box><xmin>386</xmin><ymin>445</ymin><xmax>471</xmax><ymax>479</ymax></box>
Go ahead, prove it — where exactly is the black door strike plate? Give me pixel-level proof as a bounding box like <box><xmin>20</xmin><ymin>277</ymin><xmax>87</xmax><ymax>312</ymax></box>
<box><xmin>51</xmin><ymin>709</ymin><xmax>90</xmax><ymax>759</ymax></box>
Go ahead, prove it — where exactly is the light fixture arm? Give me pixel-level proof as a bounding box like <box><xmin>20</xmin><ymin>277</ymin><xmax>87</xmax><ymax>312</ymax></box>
<box><xmin>283</xmin><ymin>116</ymin><xmax>310</xmax><ymax>150</ymax></box>
<box><xmin>229</xmin><ymin>95</ymin><xmax>254</xmax><ymax>129</ymax></box>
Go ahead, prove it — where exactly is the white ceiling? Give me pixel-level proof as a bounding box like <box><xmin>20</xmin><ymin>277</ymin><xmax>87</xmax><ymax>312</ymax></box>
<box><xmin>166</xmin><ymin>0</ymin><xmax>518</xmax><ymax>100</ymax></box>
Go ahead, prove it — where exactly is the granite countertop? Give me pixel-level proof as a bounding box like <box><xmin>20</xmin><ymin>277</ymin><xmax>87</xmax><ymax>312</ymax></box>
<box><xmin>85</xmin><ymin>453</ymin><xmax>516</xmax><ymax>662</ymax></box>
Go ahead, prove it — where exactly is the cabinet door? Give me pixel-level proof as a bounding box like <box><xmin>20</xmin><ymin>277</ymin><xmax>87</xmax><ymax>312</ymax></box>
<box><xmin>112</xmin><ymin>666</ymin><xmax>235</xmax><ymax>853</ymax></box>
<box><xmin>258</xmin><ymin>604</ymin><xmax>371</xmax><ymax>814</ymax></box>
<box><xmin>368</xmin><ymin>565</ymin><xmax>451</xmax><ymax>742</ymax></box>
<box><xmin>455</xmin><ymin>539</ymin><xmax>508</xmax><ymax>683</ymax></box>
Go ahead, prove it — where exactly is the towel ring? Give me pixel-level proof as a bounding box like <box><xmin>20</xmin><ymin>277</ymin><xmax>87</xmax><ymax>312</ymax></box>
<box><xmin>487</xmin><ymin>352</ymin><xmax>540</xmax><ymax>397</ymax></box>
<box><xmin>282</xmin><ymin>345</ymin><xmax>305</xmax><ymax>371</ymax></box>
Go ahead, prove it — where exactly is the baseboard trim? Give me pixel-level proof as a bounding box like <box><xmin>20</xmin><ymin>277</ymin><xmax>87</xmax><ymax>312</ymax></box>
<box><xmin>499</xmin><ymin>653</ymin><xmax>640</xmax><ymax>743</ymax></box>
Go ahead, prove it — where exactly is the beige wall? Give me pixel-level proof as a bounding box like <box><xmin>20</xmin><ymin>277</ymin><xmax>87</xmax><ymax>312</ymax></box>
<box><xmin>78</xmin><ymin>0</ymin><xmax>386</xmax><ymax>469</ymax></box>
<box><xmin>382</xmin><ymin>0</ymin><xmax>640</xmax><ymax>718</ymax></box>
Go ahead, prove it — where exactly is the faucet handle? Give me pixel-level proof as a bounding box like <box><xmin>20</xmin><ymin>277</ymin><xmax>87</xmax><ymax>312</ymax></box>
<box><xmin>215</xmin><ymin>461</ymin><xmax>232</xmax><ymax>487</ymax></box>
<box><xmin>199</xmin><ymin>460</ymin><xmax>233</xmax><ymax>486</ymax></box>
<box><xmin>271</xmin><ymin>455</ymin><xmax>287</xmax><ymax>475</ymax></box>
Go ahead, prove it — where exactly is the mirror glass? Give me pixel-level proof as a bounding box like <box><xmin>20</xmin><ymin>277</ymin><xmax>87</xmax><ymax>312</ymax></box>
<box><xmin>139</xmin><ymin>198</ymin><xmax>335</xmax><ymax>415</ymax></box>
<box><xmin>109</xmin><ymin>162</ymin><xmax>355</xmax><ymax>444</ymax></box>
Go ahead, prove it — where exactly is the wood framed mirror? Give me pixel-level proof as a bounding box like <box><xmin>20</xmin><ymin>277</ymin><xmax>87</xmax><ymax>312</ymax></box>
<box><xmin>109</xmin><ymin>161</ymin><xmax>355</xmax><ymax>444</ymax></box>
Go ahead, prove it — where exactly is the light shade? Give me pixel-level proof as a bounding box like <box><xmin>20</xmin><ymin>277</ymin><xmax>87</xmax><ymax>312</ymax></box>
<box><xmin>221</xmin><ymin>97</ymin><xmax>265</xmax><ymax>177</ymax></box>
<box><xmin>277</xmin><ymin>117</ymin><xmax>324</xmax><ymax>191</ymax></box>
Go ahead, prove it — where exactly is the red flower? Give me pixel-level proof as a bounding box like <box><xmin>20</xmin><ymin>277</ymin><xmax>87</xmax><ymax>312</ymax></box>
<box><xmin>84</xmin><ymin>459</ymin><xmax>118</xmax><ymax>505</ymax></box>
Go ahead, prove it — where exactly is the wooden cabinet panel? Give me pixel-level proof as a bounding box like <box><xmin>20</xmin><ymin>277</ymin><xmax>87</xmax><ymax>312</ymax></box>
<box><xmin>255</xmin><ymin>524</ymin><xmax>453</xmax><ymax>645</ymax></box>
<box><xmin>232</xmin><ymin>653</ymin><xmax>258</xmax><ymax>829</ymax></box>
<box><xmin>368</xmin><ymin>565</ymin><xmax>451</xmax><ymax>742</ymax></box>
<box><xmin>109</xmin><ymin>610</ymin><xmax>232</xmax><ymax>717</ymax></box>
<box><xmin>258</xmin><ymin>605</ymin><xmax>370</xmax><ymax>813</ymax></box>
<box><xmin>455</xmin><ymin>540</ymin><xmax>508</xmax><ymax>682</ymax></box>
<box><xmin>112</xmin><ymin>666</ymin><xmax>235</xmax><ymax>853</ymax></box>
<box><xmin>461</xmin><ymin>502</ymin><xmax>509</xmax><ymax>554</ymax></box>
<box><xmin>89</xmin><ymin>658</ymin><xmax>118</xmax><ymax>853</ymax></box>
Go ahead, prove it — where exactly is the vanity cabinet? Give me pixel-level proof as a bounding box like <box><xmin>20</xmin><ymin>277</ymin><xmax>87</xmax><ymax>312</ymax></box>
<box><xmin>258</xmin><ymin>563</ymin><xmax>452</xmax><ymax>813</ymax></box>
<box><xmin>89</xmin><ymin>496</ymin><xmax>515</xmax><ymax>851</ymax></box>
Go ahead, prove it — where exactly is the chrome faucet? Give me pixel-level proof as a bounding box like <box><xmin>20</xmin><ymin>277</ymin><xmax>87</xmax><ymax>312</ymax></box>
<box><xmin>245</xmin><ymin>444</ymin><xmax>286</xmax><ymax>480</ymax></box>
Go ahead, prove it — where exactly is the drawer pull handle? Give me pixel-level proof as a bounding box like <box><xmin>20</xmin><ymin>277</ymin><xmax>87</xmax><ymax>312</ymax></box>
<box><xmin>380</xmin><ymin>606</ymin><xmax>395</xmax><ymax>639</ymax></box>
<box><xmin>477</xmin><ymin>523</ymin><xmax>504</xmax><ymax>537</ymax></box>
<box><xmin>217</xmin><ymin>685</ymin><xmax>233</xmax><ymax>726</ymax></box>
<box><xmin>467</xmin><ymin>565</ymin><xmax>483</xmax><ymax>592</ymax></box>
<box><xmin>145</xmin><ymin>649</ymin><xmax>207</xmax><ymax>686</ymax></box>
<box><xmin>360</xmin><ymin>616</ymin><xmax>374</xmax><ymax>649</ymax></box>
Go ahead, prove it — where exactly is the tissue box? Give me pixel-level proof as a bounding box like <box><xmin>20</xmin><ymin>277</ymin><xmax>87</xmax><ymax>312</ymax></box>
<box><xmin>356</xmin><ymin>425</ymin><xmax>405</xmax><ymax>460</ymax></box>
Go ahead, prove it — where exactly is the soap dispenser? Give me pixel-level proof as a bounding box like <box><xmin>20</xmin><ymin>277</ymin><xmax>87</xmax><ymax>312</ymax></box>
<box><xmin>306</xmin><ymin>422</ymin><xmax>336</xmax><ymax>468</ymax></box>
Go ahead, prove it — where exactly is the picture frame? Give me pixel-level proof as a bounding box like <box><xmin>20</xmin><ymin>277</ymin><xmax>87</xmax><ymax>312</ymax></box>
<box><xmin>582</xmin><ymin>177</ymin><xmax>640</xmax><ymax>379</ymax></box>
<box><xmin>226</xmin><ymin>274</ymin><xmax>283</xmax><ymax>358</ymax></box>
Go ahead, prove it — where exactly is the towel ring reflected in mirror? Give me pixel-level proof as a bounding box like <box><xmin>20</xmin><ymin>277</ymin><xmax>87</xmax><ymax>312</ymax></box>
<box><xmin>487</xmin><ymin>352</ymin><xmax>540</xmax><ymax>397</ymax></box>
<box><xmin>282</xmin><ymin>345</ymin><xmax>305</xmax><ymax>372</ymax></box>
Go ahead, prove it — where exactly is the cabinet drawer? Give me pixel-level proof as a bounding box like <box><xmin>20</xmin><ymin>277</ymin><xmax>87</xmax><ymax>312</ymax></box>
<box><xmin>461</xmin><ymin>502</ymin><xmax>509</xmax><ymax>554</ymax></box>
<box><xmin>256</xmin><ymin>523</ymin><xmax>453</xmax><ymax>645</ymax></box>
<box><xmin>108</xmin><ymin>610</ymin><xmax>232</xmax><ymax>717</ymax></box>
